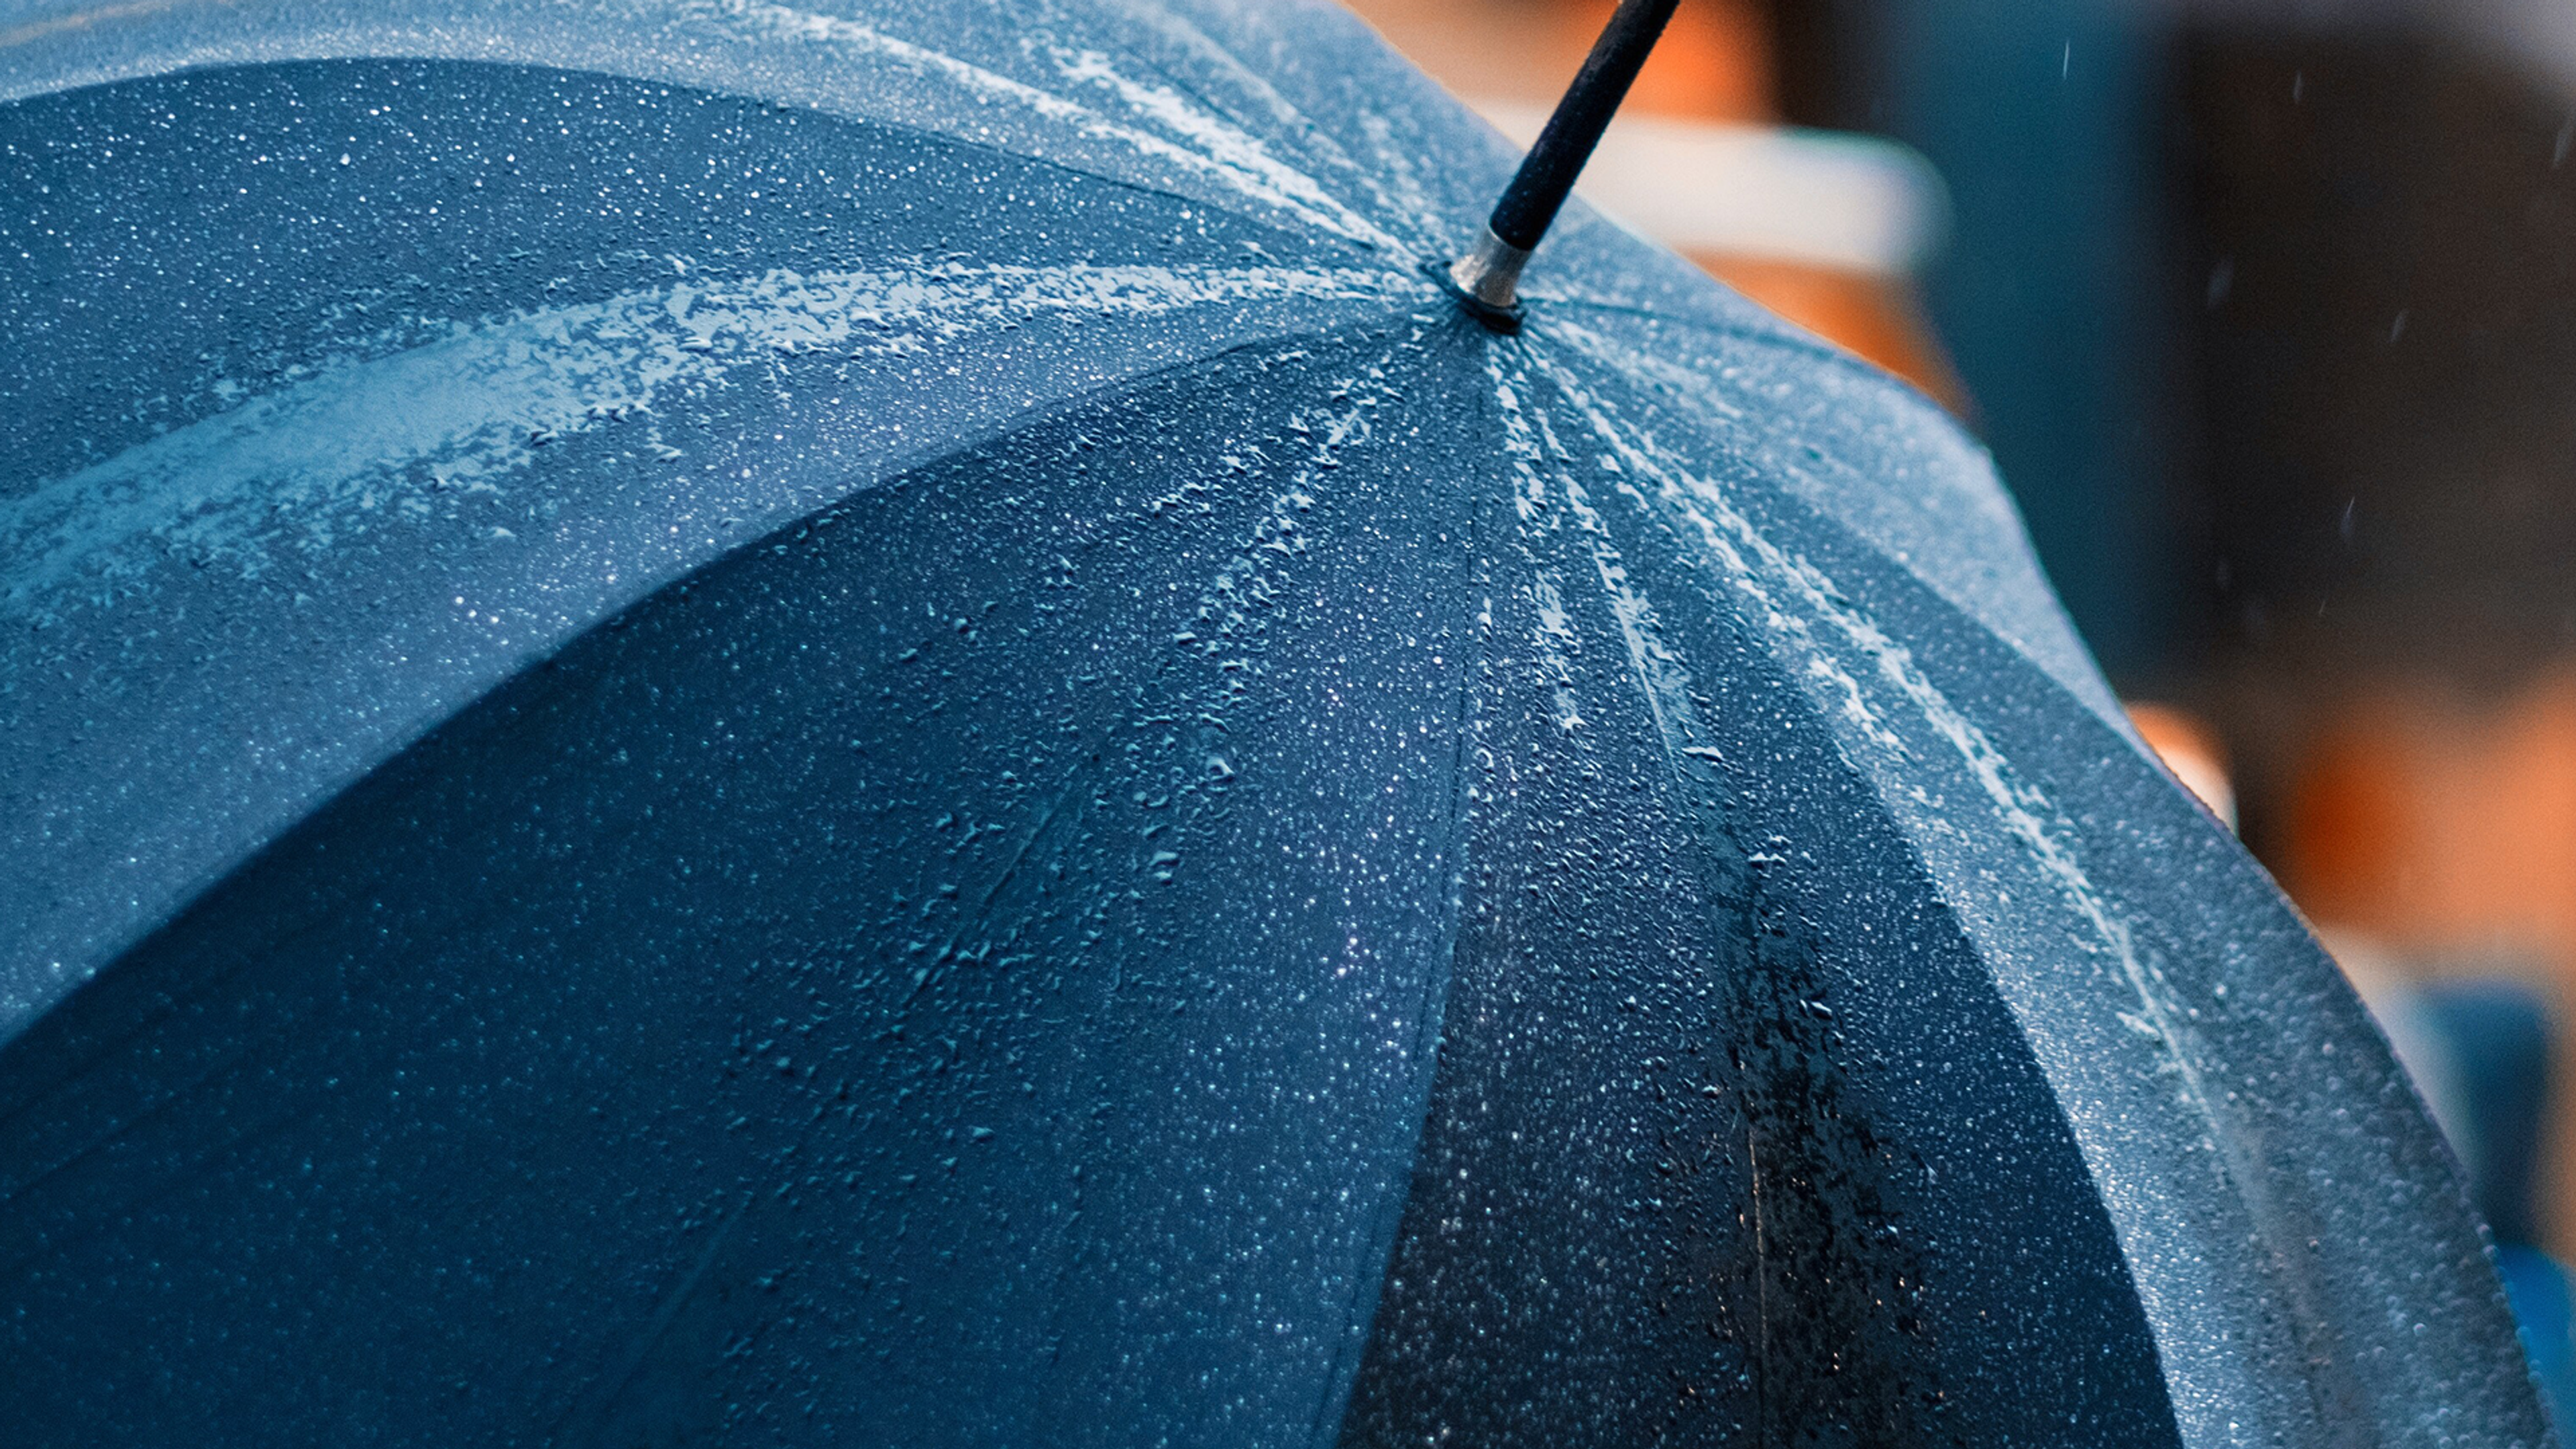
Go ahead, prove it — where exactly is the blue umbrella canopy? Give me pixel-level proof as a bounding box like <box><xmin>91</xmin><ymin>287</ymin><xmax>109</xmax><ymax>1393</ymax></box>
<box><xmin>0</xmin><ymin>1</ymin><xmax>2548</xmax><ymax>1444</ymax></box>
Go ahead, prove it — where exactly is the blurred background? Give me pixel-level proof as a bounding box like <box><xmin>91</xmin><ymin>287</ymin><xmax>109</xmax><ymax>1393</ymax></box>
<box><xmin>1346</xmin><ymin>0</ymin><xmax>2576</xmax><ymax>1413</ymax></box>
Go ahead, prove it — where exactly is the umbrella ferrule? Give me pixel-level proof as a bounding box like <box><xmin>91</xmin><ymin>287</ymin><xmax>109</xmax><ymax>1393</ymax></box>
<box><xmin>1445</xmin><ymin>227</ymin><xmax>1531</xmax><ymax>333</ymax></box>
<box><xmin>1442</xmin><ymin>0</ymin><xmax>1678</xmax><ymax>334</ymax></box>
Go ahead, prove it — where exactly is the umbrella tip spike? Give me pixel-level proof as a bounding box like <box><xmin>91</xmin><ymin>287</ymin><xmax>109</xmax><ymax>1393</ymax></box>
<box><xmin>1444</xmin><ymin>0</ymin><xmax>1680</xmax><ymax>331</ymax></box>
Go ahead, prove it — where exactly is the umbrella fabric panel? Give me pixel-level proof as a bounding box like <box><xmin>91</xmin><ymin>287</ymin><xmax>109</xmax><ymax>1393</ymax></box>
<box><xmin>0</xmin><ymin>0</ymin><xmax>1461</xmax><ymax>258</ymax></box>
<box><xmin>0</xmin><ymin>54</ymin><xmax>1390</xmax><ymax>503</ymax></box>
<box><xmin>0</xmin><ymin>323</ymin><xmax>1487</xmax><ymax>1444</ymax></box>
<box><xmin>1864</xmin><ymin>588</ymin><xmax>2543</xmax><ymax>1443</ymax></box>
<box><xmin>1684</xmin><ymin>411</ymin><xmax>2538</xmax><ymax>1448</ymax></box>
<box><xmin>1538</xmin><ymin>307</ymin><xmax>2127</xmax><ymax>731</ymax></box>
<box><xmin>0</xmin><ymin>54</ymin><xmax>1408</xmax><ymax>1038</ymax></box>
<box><xmin>1459</xmin><ymin>324</ymin><xmax>2547</xmax><ymax>1446</ymax></box>
<box><xmin>1338</xmin><ymin>366</ymin><xmax>2180</xmax><ymax>1446</ymax></box>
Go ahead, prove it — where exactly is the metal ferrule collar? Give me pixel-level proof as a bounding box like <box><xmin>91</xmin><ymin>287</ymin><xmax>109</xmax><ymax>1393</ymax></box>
<box><xmin>1448</xmin><ymin>227</ymin><xmax>1532</xmax><ymax>321</ymax></box>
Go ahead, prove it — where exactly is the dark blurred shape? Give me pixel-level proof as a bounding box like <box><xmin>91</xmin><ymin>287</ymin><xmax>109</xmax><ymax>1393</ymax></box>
<box><xmin>2420</xmin><ymin>981</ymin><xmax>2557</xmax><ymax>1246</ymax></box>
<box><xmin>2412</xmin><ymin>980</ymin><xmax>2576</xmax><ymax>1431</ymax></box>
<box><xmin>2181</xmin><ymin>35</ymin><xmax>2576</xmax><ymax>694</ymax></box>
<box><xmin>2168</xmin><ymin>25</ymin><xmax>2576</xmax><ymax>1271</ymax></box>
<box><xmin>2502</xmin><ymin>1246</ymin><xmax>2576</xmax><ymax>1440</ymax></box>
<box><xmin>1766</xmin><ymin>0</ymin><xmax>2186</xmax><ymax>684</ymax></box>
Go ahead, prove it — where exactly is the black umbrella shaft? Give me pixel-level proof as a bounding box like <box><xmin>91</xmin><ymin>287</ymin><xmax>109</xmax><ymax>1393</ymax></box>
<box><xmin>1489</xmin><ymin>0</ymin><xmax>1682</xmax><ymax>251</ymax></box>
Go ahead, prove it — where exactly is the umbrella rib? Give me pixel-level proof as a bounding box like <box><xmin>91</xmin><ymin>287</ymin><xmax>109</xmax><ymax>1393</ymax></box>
<box><xmin>778</xmin><ymin>99</ymin><xmax>1411</xmax><ymax>274</ymax></box>
<box><xmin>1525</xmin><ymin>311</ymin><xmax>2131</xmax><ymax>729</ymax></box>
<box><xmin>546</xmin><ymin>1189</ymin><xmax>755</xmax><ymax>1444</ymax></box>
<box><xmin>1541</xmin><ymin>292</ymin><xmax>1913</xmax><ymax>397</ymax></box>
<box><xmin>1313</xmin><ymin>347</ymin><xmax>1498</xmax><ymax>1446</ymax></box>
<box><xmin>1748</xmin><ymin>1124</ymin><xmax>1772</xmax><ymax>1444</ymax></box>
<box><xmin>0</xmin><ymin>1085</ymin><xmax>323</xmax><ymax>1285</ymax></box>
<box><xmin>1082</xmin><ymin>23</ymin><xmax>1448</xmax><ymax>262</ymax></box>
<box><xmin>0</xmin><ymin>311</ymin><xmax>1424</xmax><ymax>1143</ymax></box>
<box><xmin>692</xmin><ymin>0</ymin><xmax>1407</xmax><ymax>252</ymax></box>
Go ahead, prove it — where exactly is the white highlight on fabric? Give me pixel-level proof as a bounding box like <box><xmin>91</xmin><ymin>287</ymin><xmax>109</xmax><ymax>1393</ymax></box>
<box><xmin>1517</xmin><ymin>338</ymin><xmax>2271</xmax><ymax>1446</ymax></box>
<box><xmin>692</xmin><ymin>0</ymin><xmax>1407</xmax><ymax>253</ymax></box>
<box><xmin>3</xmin><ymin>262</ymin><xmax>1404</xmax><ymax>614</ymax></box>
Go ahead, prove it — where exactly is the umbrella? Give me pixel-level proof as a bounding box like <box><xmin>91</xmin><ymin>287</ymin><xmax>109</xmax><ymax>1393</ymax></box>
<box><xmin>0</xmin><ymin>0</ymin><xmax>2547</xmax><ymax>1443</ymax></box>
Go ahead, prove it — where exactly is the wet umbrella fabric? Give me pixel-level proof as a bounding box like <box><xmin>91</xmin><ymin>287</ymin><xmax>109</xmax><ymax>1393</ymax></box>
<box><xmin>0</xmin><ymin>1</ymin><xmax>2546</xmax><ymax>1444</ymax></box>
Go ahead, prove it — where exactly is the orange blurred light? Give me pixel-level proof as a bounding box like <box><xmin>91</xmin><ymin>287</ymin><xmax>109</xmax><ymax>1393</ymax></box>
<box><xmin>2126</xmin><ymin>701</ymin><xmax>2237</xmax><ymax>829</ymax></box>
<box><xmin>2284</xmin><ymin>674</ymin><xmax>2576</xmax><ymax>969</ymax></box>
